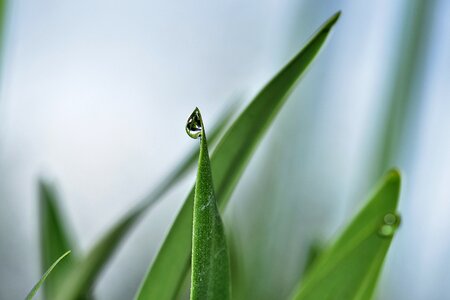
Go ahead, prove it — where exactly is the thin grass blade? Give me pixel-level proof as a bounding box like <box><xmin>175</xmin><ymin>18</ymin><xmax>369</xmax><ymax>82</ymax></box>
<box><xmin>292</xmin><ymin>170</ymin><xmax>402</xmax><ymax>300</ymax></box>
<box><xmin>25</xmin><ymin>251</ymin><xmax>71</xmax><ymax>300</ymax></box>
<box><xmin>187</xmin><ymin>108</ymin><xmax>230</xmax><ymax>300</ymax></box>
<box><xmin>135</xmin><ymin>11</ymin><xmax>341</xmax><ymax>300</ymax></box>
<box><xmin>302</xmin><ymin>242</ymin><xmax>323</xmax><ymax>277</ymax></box>
<box><xmin>54</xmin><ymin>104</ymin><xmax>236</xmax><ymax>300</ymax></box>
<box><xmin>0</xmin><ymin>0</ymin><xmax>6</xmax><ymax>55</ymax></box>
<box><xmin>372</xmin><ymin>0</ymin><xmax>436</xmax><ymax>179</ymax></box>
<box><xmin>39</xmin><ymin>180</ymin><xmax>78</xmax><ymax>299</ymax></box>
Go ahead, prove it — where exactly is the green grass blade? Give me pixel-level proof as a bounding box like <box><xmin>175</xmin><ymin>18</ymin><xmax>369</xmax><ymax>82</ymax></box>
<box><xmin>187</xmin><ymin>108</ymin><xmax>230</xmax><ymax>300</ymax></box>
<box><xmin>373</xmin><ymin>0</ymin><xmax>435</xmax><ymax>179</ymax></box>
<box><xmin>302</xmin><ymin>242</ymin><xmax>323</xmax><ymax>277</ymax></box>
<box><xmin>0</xmin><ymin>0</ymin><xmax>6</xmax><ymax>52</ymax></box>
<box><xmin>39</xmin><ymin>180</ymin><xmax>78</xmax><ymax>299</ymax></box>
<box><xmin>54</xmin><ymin>104</ymin><xmax>235</xmax><ymax>300</ymax></box>
<box><xmin>25</xmin><ymin>250</ymin><xmax>71</xmax><ymax>300</ymax></box>
<box><xmin>292</xmin><ymin>170</ymin><xmax>402</xmax><ymax>300</ymax></box>
<box><xmin>135</xmin><ymin>12</ymin><xmax>340</xmax><ymax>300</ymax></box>
<box><xmin>0</xmin><ymin>0</ymin><xmax>7</xmax><ymax>92</ymax></box>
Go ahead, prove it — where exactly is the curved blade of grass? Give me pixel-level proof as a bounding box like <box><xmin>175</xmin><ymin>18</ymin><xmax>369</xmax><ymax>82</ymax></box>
<box><xmin>54</xmin><ymin>104</ymin><xmax>236</xmax><ymax>300</ymax></box>
<box><xmin>187</xmin><ymin>108</ymin><xmax>230</xmax><ymax>300</ymax></box>
<box><xmin>135</xmin><ymin>11</ymin><xmax>340</xmax><ymax>300</ymax></box>
<box><xmin>25</xmin><ymin>250</ymin><xmax>71</xmax><ymax>300</ymax></box>
<box><xmin>39</xmin><ymin>180</ymin><xmax>78</xmax><ymax>299</ymax></box>
<box><xmin>292</xmin><ymin>170</ymin><xmax>402</xmax><ymax>300</ymax></box>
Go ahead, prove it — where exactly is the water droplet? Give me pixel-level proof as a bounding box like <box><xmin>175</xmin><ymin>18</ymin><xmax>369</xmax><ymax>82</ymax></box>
<box><xmin>186</xmin><ymin>107</ymin><xmax>203</xmax><ymax>139</ymax></box>
<box><xmin>378</xmin><ymin>212</ymin><xmax>401</xmax><ymax>238</ymax></box>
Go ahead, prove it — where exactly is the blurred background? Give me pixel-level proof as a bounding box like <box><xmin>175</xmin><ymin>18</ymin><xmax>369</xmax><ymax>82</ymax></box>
<box><xmin>0</xmin><ymin>0</ymin><xmax>449</xmax><ymax>299</ymax></box>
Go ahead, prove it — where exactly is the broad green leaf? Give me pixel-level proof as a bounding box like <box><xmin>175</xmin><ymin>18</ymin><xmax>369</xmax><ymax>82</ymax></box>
<box><xmin>25</xmin><ymin>251</ymin><xmax>71</xmax><ymax>300</ymax></box>
<box><xmin>292</xmin><ymin>170</ymin><xmax>402</xmax><ymax>300</ymax></box>
<box><xmin>39</xmin><ymin>181</ymin><xmax>78</xmax><ymax>299</ymax></box>
<box><xmin>187</xmin><ymin>108</ymin><xmax>230</xmax><ymax>300</ymax></box>
<box><xmin>54</xmin><ymin>104</ymin><xmax>235</xmax><ymax>300</ymax></box>
<box><xmin>135</xmin><ymin>11</ymin><xmax>340</xmax><ymax>300</ymax></box>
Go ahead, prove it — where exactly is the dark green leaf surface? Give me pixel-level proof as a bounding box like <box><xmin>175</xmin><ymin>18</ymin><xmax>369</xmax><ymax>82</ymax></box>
<box><xmin>188</xmin><ymin>108</ymin><xmax>230</xmax><ymax>300</ymax></box>
<box><xmin>292</xmin><ymin>170</ymin><xmax>402</xmax><ymax>300</ymax></box>
<box><xmin>25</xmin><ymin>251</ymin><xmax>71</xmax><ymax>300</ymax></box>
<box><xmin>135</xmin><ymin>12</ymin><xmax>340</xmax><ymax>300</ymax></box>
<box><xmin>39</xmin><ymin>181</ymin><xmax>77</xmax><ymax>299</ymax></box>
<box><xmin>54</xmin><ymin>104</ymin><xmax>235</xmax><ymax>300</ymax></box>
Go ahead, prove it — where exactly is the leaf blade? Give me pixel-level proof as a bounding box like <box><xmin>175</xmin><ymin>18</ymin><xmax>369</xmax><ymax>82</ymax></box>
<box><xmin>135</xmin><ymin>11</ymin><xmax>341</xmax><ymax>300</ymax></box>
<box><xmin>55</xmin><ymin>103</ymin><xmax>236</xmax><ymax>300</ymax></box>
<box><xmin>39</xmin><ymin>181</ymin><xmax>77</xmax><ymax>299</ymax></box>
<box><xmin>292</xmin><ymin>170</ymin><xmax>402</xmax><ymax>300</ymax></box>
<box><xmin>25</xmin><ymin>250</ymin><xmax>71</xmax><ymax>300</ymax></box>
<box><xmin>189</xmin><ymin>108</ymin><xmax>230</xmax><ymax>300</ymax></box>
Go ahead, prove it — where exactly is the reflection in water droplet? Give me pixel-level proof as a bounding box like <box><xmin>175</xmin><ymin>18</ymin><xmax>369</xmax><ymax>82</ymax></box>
<box><xmin>186</xmin><ymin>107</ymin><xmax>203</xmax><ymax>139</ymax></box>
<box><xmin>383</xmin><ymin>213</ymin><xmax>397</xmax><ymax>225</ymax></box>
<box><xmin>378</xmin><ymin>212</ymin><xmax>401</xmax><ymax>238</ymax></box>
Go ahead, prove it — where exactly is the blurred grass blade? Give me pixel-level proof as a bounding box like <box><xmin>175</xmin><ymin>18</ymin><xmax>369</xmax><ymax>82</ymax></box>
<box><xmin>136</xmin><ymin>12</ymin><xmax>340</xmax><ymax>300</ymax></box>
<box><xmin>55</xmin><ymin>104</ymin><xmax>236</xmax><ymax>300</ymax></box>
<box><xmin>302</xmin><ymin>242</ymin><xmax>323</xmax><ymax>277</ymax></box>
<box><xmin>187</xmin><ymin>108</ymin><xmax>230</xmax><ymax>300</ymax></box>
<box><xmin>0</xmin><ymin>0</ymin><xmax>6</xmax><ymax>53</ymax></box>
<box><xmin>292</xmin><ymin>170</ymin><xmax>402</xmax><ymax>300</ymax></box>
<box><xmin>373</xmin><ymin>0</ymin><xmax>435</xmax><ymax>179</ymax></box>
<box><xmin>39</xmin><ymin>180</ymin><xmax>78</xmax><ymax>299</ymax></box>
<box><xmin>0</xmin><ymin>0</ymin><xmax>7</xmax><ymax>94</ymax></box>
<box><xmin>25</xmin><ymin>250</ymin><xmax>71</xmax><ymax>300</ymax></box>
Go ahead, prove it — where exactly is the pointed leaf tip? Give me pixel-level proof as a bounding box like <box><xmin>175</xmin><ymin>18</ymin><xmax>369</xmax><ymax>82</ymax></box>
<box><xmin>292</xmin><ymin>170</ymin><xmax>402</xmax><ymax>300</ymax></box>
<box><xmin>134</xmin><ymin>11</ymin><xmax>341</xmax><ymax>300</ymax></box>
<box><xmin>321</xmin><ymin>11</ymin><xmax>341</xmax><ymax>31</ymax></box>
<box><xmin>387</xmin><ymin>168</ymin><xmax>401</xmax><ymax>181</ymax></box>
<box><xmin>25</xmin><ymin>251</ymin><xmax>72</xmax><ymax>300</ymax></box>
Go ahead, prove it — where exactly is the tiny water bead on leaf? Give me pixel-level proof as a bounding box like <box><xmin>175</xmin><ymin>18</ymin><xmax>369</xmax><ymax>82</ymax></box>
<box><xmin>378</xmin><ymin>212</ymin><xmax>401</xmax><ymax>238</ymax></box>
<box><xmin>292</xmin><ymin>170</ymin><xmax>401</xmax><ymax>300</ymax></box>
<box><xmin>186</xmin><ymin>107</ymin><xmax>203</xmax><ymax>139</ymax></box>
<box><xmin>187</xmin><ymin>107</ymin><xmax>230</xmax><ymax>300</ymax></box>
<box><xmin>136</xmin><ymin>12</ymin><xmax>341</xmax><ymax>300</ymax></box>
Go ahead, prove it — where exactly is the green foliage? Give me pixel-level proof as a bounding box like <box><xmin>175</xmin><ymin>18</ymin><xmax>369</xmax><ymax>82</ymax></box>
<box><xmin>25</xmin><ymin>251</ymin><xmax>71</xmax><ymax>300</ymax></box>
<box><xmin>53</xmin><ymin>106</ymin><xmax>235</xmax><ymax>300</ymax></box>
<box><xmin>187</xmin><ymin>108</ymin><xmax>230</xmax><ymax>300</ymax></box>
<box><xmin>292</xmin><ymin>170</ymin><xmax>402</xmax><ymax>300</ymax></box>
<box><xmin>373</xmin><ymin>0</ymin><xmax>436</xmax><ymax>179</ymax></box>
<box><xmin>6</xmin><ymin>8</ymin><xmax>407</xmax><ymax>300</ymax></box>
<box><xmin>135</xmin><ymin>11</ymin><xmax>340</xmax><ymax>300</ymax></box>
<box><xmin>0</xmin><ymin>0</ymin><xmax>5</xmax><ymax>49</ymax></box>
<box><xmin>39</xmin><ymin>181</ymin><xmax>77</xmax><ymax>299</ymax></box>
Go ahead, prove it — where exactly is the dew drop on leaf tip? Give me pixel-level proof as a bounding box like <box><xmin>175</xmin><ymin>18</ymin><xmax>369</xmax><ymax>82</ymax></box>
<box><xmin>378</xmin><ymin>212</ymin><xmax>401</xmax><ymax>238</ymax></box>
<box><xmin>186</xmin><ymin>107</ymin><xmax>203</xmax><ymax>139</ymax></box>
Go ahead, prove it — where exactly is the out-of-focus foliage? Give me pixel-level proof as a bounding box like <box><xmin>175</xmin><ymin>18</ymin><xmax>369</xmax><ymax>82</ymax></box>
<box><xmin>2</xmin><ymin>0</ymin><xmax>447</xmax><ymax>299</ymax></box>
<box><xmin>39</xmin><ymin>181</ymin><xmax>78</xmax><ymax>299</ymax></box>
<box><xmin>135</xmin><ymin>12</ymin><xmax>340</xmax><ymax>300</ymax></box>
<box><xmin>292</xmin><ymin>170</ymin><xmax>401</xmax><ymax>300</ymax></box>
<box><xmin>52</xmin><ymin>106</ymin><xmax>235</xmax><ymax>300</ymax></box>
